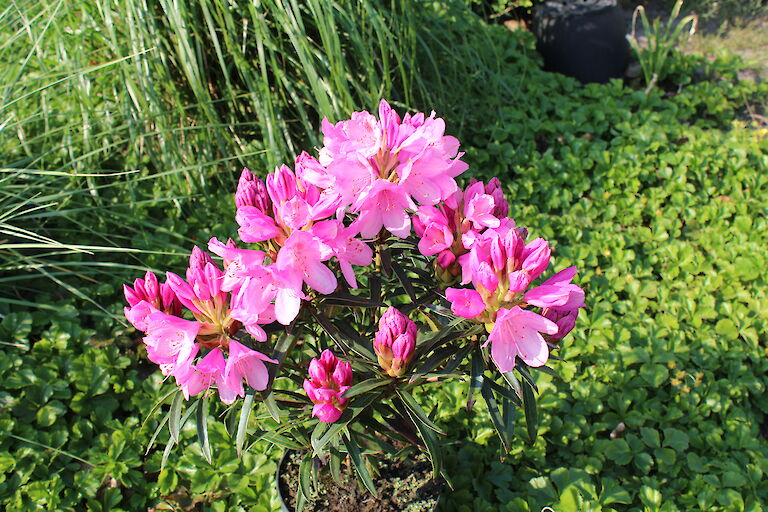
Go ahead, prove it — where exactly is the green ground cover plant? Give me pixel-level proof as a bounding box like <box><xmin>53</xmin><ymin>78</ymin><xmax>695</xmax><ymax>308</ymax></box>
<box><xmin>1</xmin><ymin>1</ymin><xmax>767</xmax><ymax>511</ymax></box>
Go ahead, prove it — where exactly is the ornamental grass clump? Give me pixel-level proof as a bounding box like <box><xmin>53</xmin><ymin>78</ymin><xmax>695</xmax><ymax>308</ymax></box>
<box><xmin>124</xmin><ymin>100</ymin><xmax>585</xmax><ymax>506</ymax></box>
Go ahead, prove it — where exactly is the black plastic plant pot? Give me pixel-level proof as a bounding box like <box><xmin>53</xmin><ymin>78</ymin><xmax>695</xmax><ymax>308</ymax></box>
<box><xmin>276</xmin><ymin>450</ymin><xmax>443</xmax><ymax>512</ymax></box>
<box><xmin>532</xmin><ymin>0</ymin><xmax>630</xmax><ymax>84</ymax></box>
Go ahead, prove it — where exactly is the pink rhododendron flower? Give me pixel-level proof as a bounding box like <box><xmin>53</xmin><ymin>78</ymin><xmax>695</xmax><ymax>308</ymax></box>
<box><xmin>224</xmin><ymin>339</ymin><xmax>276</xmax><ymax>397</ymax></box>
<box><xmin>524</xmin><ymin>266</ymin><xmax>585</xmax><ymax>309</ymax></box>
<box><xmin>123</xmin><ymin>271</ymin><xmax>181</xmax><ymax>330</ymax></box>
<box><xmin>319</xmin><ymin>100</ymin><xmax>468</xmax><ymax>237</ymax></box>
<box><xmin>142</xmin><ymin>311</ymin><xmax>201</xmax><ymax>376</ymax></box>
<box><xmin>165</xmin><ymin>247</ymin><xmax>244</xmax><ymax>345</ymax></box>
<box><xmin>413</xmin><ymin>179</ymin><xmax>509</xmax><ymax>279</ymax></box>
<box><xmin>445</xmin><ymin>225</ymin><xmax>551</xmax><ymax>321</ymax></box>
<box><xmin>445</xmin><ymin>288</ymin><xmax>486</xmax><ymax>319</ymax></box>
<box><xmin>303</xmin><ymin>350</ymin><xmax>353</xmax><ymax>423</ymax></box>
<box><xmin>354</xmin><ymin>179</ymin><xmax>416</xmax><ymax>238</ymax></box>
<box><xmin>485</xmin><ymin>306</ymin><xmax>559</xmax><ymax>371</ymax></box>
<box><xmin>374</xmin><ymin>307</ymin><xmax>417</xmax><ymax>377</ymax></box>
<box><xmin>311</xmin><ymin>220</ymin><xmax>373</xmax><ymax>288</ymax></box>
<box><xmin>178</xmin><ymin>347</ymin><xmax>238</xmax><ymax>404</ymax></box>
<box><xmin>124</xmin><ymin>300</ymin><xmax>159</xmax><ymax>332</ymax></box>
<box><xmin>532</xmin><ymin>266</ymin><xmax>585</xmax><ymax>340</ymax></box>
<box><xmin>276</xmin><ymin>229</ymin><xmax>337</xmax><ymax>301</ymax></box>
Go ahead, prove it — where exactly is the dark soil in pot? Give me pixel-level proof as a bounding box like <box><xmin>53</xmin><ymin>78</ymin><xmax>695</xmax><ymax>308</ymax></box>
<box><xmin>278</xmin><ymin>450</ymin><xmax>442</xmax><ymax>512</ymax></box>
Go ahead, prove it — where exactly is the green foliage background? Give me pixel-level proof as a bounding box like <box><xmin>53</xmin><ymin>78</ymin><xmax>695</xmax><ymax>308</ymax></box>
<box><xmin>1</xmin><ymin>0</ymin><xmax>767</xmax><ymax>511</ymax></box>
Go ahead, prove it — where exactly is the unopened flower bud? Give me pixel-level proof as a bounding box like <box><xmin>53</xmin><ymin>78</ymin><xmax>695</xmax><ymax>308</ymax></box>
<box><xmin>236</xmin><ymin>168</ymin><xmax>272</xmax><ymax>212</ymax></box>
<box><xmin>374</xmin><ymin>307</ymin><xmax>417</xmax><ymax>377</ymax></box>
<box><xmin>190</xmin><ymin>246</ymin><xmax>214</xmax><ymax>272</ymax></box>
<box><xmin>485</xmin><ymin>178</ymin><xmax>509</xmax><ymax>218</ymax></box>
<box><xmin>543</xmin><ymin>307</ymin><xmax>579</xmax><ymax>340</ymax></box>
<box><xmin>303</xmin><ymin>350</ymin><xmax>352</xmax><ymax>423</ymax></box>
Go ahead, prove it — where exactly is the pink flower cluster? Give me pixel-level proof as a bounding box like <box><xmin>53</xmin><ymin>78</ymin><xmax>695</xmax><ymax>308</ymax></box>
<box><xmin>205</xmin><ymin>100</ymin><xmax>471</xmax><ymax>332</ymax></box>
<box><xmin>413</xmin><ymin>178</ymin><xmax>509</xmax><ymax>278</ymax></box>
<box><xmin>444</xmin><ymin>223</ymin><xmax>585</xmax><ymax>372</ymax></box>
<box><xmin>303</xmin><ymin>350</ymin><xmax>353</xmax><ymax>423</ymax></box>
<box><xmin>124</xmin><ymin>250</ymin><xmax>275</xmax><ymax>404</ymax></box>
<box><xmin>123</xmin><ymin>99</ymin><xmax>585</xmax><ymax>417</ymax></box>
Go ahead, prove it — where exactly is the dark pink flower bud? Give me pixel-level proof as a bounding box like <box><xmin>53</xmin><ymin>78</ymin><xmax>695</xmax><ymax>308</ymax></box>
<box><xmin>303</xmin><ymin>349</ymin><xmax>352</xmax><ymax>423</ymax></box>
<box><xmin>436</xmin><ymin>250</ymin><xmax>456</xmax><ymax>269</ymax></box>
<box><xmin>124</xmin><ymin>284</ymin><xmax>142</xmax><ymax>307</ymax></box>
<box><xmin>235</xmin><ymin>168</ymin><xmax>271</xmax><ymax>212</ymax></box>
<box><xmin>165</xmin><ymin>272</ymin><xmax>201</xmax><ymax>314</ymax></box>
<box><xmin>187</xmin><ymin>266</ymin><xmax>210</xmax><ymax>302</ymax></box>
<box><xmin>521</xmin><ymin>238</ymin><xmax>551</xmax><ymax>280</ymax></box>
<box><xmin>203</xmin><ymin>262</ymin><xmax>222</xmax><ymax>298</ymax></box>
<box><xmin>374</xmin><ymin>307</ymin><xmax>417</xmax><ymax>377</ymax></box>
<box><xmin>485</xmin><ymin>178</ymin><xmax>509</xmax><ymax>218</ymax></box>
<box><xmin>543</xmin><ymin>307</ymin><xmax>579</xmax><ymax>340</ymax></box>
<box><xmin>160</xmin><ymin>283</ymin><xmax>181</xmax><ymax>316</ymax></box>
<box><xmin>308</xmin><ymin>358</ymin><xmax>329</xmax><ymax>383</ymax></box>
<box><xmin>267</xmin><ymin>165</ymin><xmax>298</xmax><ymax>205</ymax></box>
<box><xmin>144</xmin><ymin>271</ymin><xmax>160</xmax><ymax>302</ymax></box>
<box><xmin>189</xmin><ymin>246</ymin><xmax>214</xmax><ymax>272</ymax></box>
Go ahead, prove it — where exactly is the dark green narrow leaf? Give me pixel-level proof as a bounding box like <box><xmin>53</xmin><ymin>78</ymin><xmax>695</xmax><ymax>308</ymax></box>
<box><xmin>400</xmin><ymin>291</ymin><xmax>438</xmax><ymax>315</ymax></box>
<box><xmin>522</xmin><ymin>377</ymin><xmax>539</xmax><ymax>446</ymax></box>
<box><xmin>391</xmin><ymin>262</ymin><xmax>417</xmax><ymax>302</ymax></box>
<box><xmin>480</xmin><ymin>379</ymin><xmax>510</xmax><ymax>453</ymax></box>
<box><xmin>196</xmin><ymin>395</ymin><xmax>212</xmax><ymax>464</ymax></box>
<box><xmin>415</xmin><ymin>323</ymin><xmax>482</xmax><ymax>360</ymax></box>
<box><xmin>261</xmin><ymin>390</ymin><xmax>281</xmax><ymax>423</ymax></box>
<box><xmin>397</xmin><ymin>390</ymin><xmax>445</xmax><ymax>434</ymax></box>
<box><xmin>296</xmin><ymin>481</ymin><xmax>307</xmax><ymax>512</ymax></box>
<box><xmin>309</xmin><ymin>309</ymin><xmax>375</xmax><ymax>360</ymax></box>
<box><xmin>342</xmin><ymin>378</ymin><xmax>390</xmax><ymax>399</ymax></box>
<box><xmin>441</xmin><ymin>344</ymin><xmax>473</xmax><ymax>374</ymax></box>
<box><xmin>270</xmin><ymin>332</ymin><xmax>297</xmax><ymax>378</ymax></box>
<box><xmin>169</xmin><ymin>389</ymin><xmax>183</xmax><ymax>444</ymax></box>
<box><xmin>313</xmin><ymin>422</ymin><xmax>345</xmax><ymax>454</ymax></box>
<box><xmin>440</xmin><ymin>468</ymin><xmax>455</xmax><ymax>491</ymax></box>
<box><xmin>329</xmin><ymin>448</ymin><xmax>344</xmax><ymax>487</ymax></box>
<box><xmin>162</xmin><ymin>400</ymin><xmax>199</xmax><ymax>469</ymax></box>
<box><xmin>261</xmin><ymin>432</ymin><xmax>305</xmax><ymax>451</ymax></box>
<box><xmin>321</xmin><ymin>292</ymin><xmax>386</xmax><ymax>308</ymax></box>
<box><xmin>342</xmin><ymin>432</ymin><xmax>378</xmax><ymax>496</ymax></box>
<box><xmin>369</xmin><ymin>275</ymin><xmax>381</xmax><ymax>301</ymax></box>
<box><xmin>489</xmin><ymin>380</ymin><xmax>522</xmax><ymax>406</ymax></box>
<box><xmin>161</xmin><ymin>436</ymin><xmax>175</xmax><ymax>470</ymax></box>
<box><xmin>530</xmin><ymin>364</ymin><xmax>561</xmax><ymax>379</ymax></box>
<box><xmin>142</xmin><ymin>387</ymin><xmax>182</xmax><ymax>429</ymax></box>
<box><xmin>310</xmin><ymin>421</ymin><xmax>329</xmax><ymax>456</ymax></box>
<box><xmin>502</xmin><ymin>395</ymin><xmax>516</xmax><ymax>443</ymax></box>
<box><xmin>380</xmin><ymin>247</ymin><xmax>392</xmax><ymax>277</ymax></box>
<box><xmin>146</xmin><ymin>412</ymin><xmax>169</xmax><ymax>455</ymax></box>
<box><xmin>236</xmin><ymin>391</ymin><xmax>256</xmax><ymax>456</ymax></box>
<box><xmin>409</xmin><ymin>345</ymin><xmax>460</xmax><ymax>384</ymax></box>
<box><xmin>333</xmin><ymin>320</ymin><xmax>377</xmax><ymax>360</ymax></box>
<box><xmin>467</xmin><ymin>350</ymin><xmax>484</xmax><ymax>411</ymax></box>
<box><xmin>502</xmin><ymin>370</ymin><xmax>523</xmax><ymax>400</ymax></box>
<box><xmin>299</xmin><ymin>452</ymin><xmax>314</xmax><ymax>502</ymax></box>
<box><xmin>516</xmin><ymin>363</ymin><xmax>539</xmax><ymax>393</ymax></box>
<box><xmin>312</xmin><ymin>391</ymin><xmax>383</xmax><ymax>453</ymax></box>
<box><xmin>225</xmin><ymin>404</ymin><xmax>239</xmax><ymax>437</ymax></box>
<box><xmin>401</xmin><ymin>402</ymin><xmax>443</xmax><ymax>478</ymax></box>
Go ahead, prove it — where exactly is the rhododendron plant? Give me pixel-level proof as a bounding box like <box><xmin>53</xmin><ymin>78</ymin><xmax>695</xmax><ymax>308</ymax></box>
<box><xmin>124</xmin><ymin>100</ymin><xmax>585</xmax><ymax>505</ymax></box>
